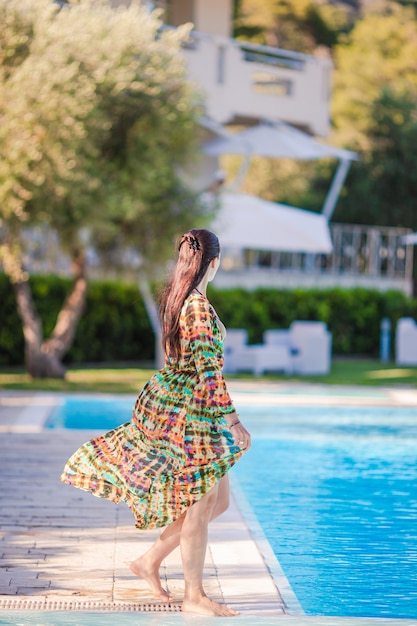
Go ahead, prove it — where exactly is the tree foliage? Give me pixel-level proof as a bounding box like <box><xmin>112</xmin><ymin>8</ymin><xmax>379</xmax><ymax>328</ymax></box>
<box><xmin>332</xmin><ymin>2</ymin><xmax>417</xmax><ymax>148</ymax></box>
<box><xmin>0</xmin><ymin>0</ymin><xmax>203</xmax><ymax>274</ymax></box>
<box><xmin>333</xmin><ymin>89</ymin><xmax>417</xmax><ymax>228</ymax></box>
<box><xmin>330</xmin><ymin>2</ymin><xmax>417</xmax><ymax>227</ymax></box>
<box><xmin>233</xmin><ymin>0</ymin><xmax>354</xmax><ymax>52</ymax></box>
<box><xmin>0</xmin><ymin>0</ymin><xmax>206</xmax><ymax>376</ymax></box>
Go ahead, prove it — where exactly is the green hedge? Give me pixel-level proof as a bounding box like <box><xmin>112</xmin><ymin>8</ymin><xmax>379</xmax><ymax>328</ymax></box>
<box><xmin>0</xmin><ymin>274</ymin><xmax>154</xmax><ymax>366</ymax></box>
<box><xmin>1</xmin><ymin>274</ymin><xmax>416</xmax><ymax>365</ymax></box>
<box><xmin>209</xmin><ymin>286</ymin><xmax>417</xmax><ymax>355</ymax></box>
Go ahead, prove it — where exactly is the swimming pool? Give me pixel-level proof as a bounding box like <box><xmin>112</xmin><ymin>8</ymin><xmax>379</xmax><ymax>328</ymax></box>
<box><xmin>234</xmin><ymin>405</ymin><xmax>417</xmax><ymax>619</ymax></box>
<box><xmin>46</xmin><ymin>398</ymin><xmax>417</xmax><ymax>619</ymax></box>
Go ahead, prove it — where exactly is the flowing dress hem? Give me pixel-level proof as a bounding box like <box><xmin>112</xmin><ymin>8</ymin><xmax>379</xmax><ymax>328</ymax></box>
<box><xmin>60</xmin><ymin>449</ymin><xmax>242</xmax><ymax>530</ymax></box>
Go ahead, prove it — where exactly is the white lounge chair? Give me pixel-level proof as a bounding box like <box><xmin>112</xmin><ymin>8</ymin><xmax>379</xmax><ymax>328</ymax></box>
<box><xmin>264</xmin><ymin>323</ymin><xmax>332</xmax><ymax>375</ymax></box>
<box><xmin>224</xmin><ymin>328</ymin><xmax>291</xmax><ymax>375</ymax></box>
<box><xmin>224</xmin><ymin>327</ymin><xmax>291</xmax><ymax>375</ymax></box>
<box><xmin>395</xmin><ymin>317</ymin><xmax>417</xmax><ymax>366</ymax></box>
<box><xmin>224</xmin><ymin>321</ymin><xmax>332</xmax><ymax>376</ymax></box>
<box><xmin>223</xmin><ymin>329</ymin><xmax>249</xmax><ymax>373</ymax></box>
<box><xmin>288</xmin><ymin>321</ymin><xmax>332</xmax><ymax>375</ymax></box>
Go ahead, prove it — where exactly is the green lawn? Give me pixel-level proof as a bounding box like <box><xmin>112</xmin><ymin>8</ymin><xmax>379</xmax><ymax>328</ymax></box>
<box><xmin>267</xmin><ymin>358</ymin><xmax>417</xmax><ymax>387</ymax></box>
<box><xmin>0</xmin><ymin>365</ymin><xmax>154</xmax><ymax>394</ymax></box>
<box><xmin>0</xmin><ymin>359</ymin><xmax>416</xmax><ymax>393</ymax></box>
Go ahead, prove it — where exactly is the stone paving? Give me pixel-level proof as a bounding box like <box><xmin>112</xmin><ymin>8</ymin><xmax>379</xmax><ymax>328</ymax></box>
<box><xmin>0</xmin><ymin>392</ymin><xmax>288</xmax><ymax>616</ymax></box>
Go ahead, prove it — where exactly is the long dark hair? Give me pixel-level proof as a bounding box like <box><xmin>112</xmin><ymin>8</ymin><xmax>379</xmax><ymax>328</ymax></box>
<box><xmin>159</xmin><ymin>228</ymin><xmax>220</xmax><ymax>361</ymax></box>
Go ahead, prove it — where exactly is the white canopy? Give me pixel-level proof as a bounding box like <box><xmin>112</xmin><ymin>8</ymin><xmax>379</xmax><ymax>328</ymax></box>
<box><xmin>204</xmin><ymin>120</ymin><xmax>358</xmax><ymax>161</ymax></box>
<box><xmin>210</xmin><ymin>192</ymin><xmax>333</xmax><ymax>254</ymax></box>
<box><xmin>203</xmin><ymin>120</ymin><xmax>358</xmax><ymax>220</ymax></box>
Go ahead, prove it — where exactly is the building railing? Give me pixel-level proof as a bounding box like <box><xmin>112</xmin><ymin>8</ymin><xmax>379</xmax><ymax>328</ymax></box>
<box><xmin>216</xmin><ymin>223</ymin><xmax>415</xmax><ymax>295</ymax></box>
<box><xmin>235</xmin><ymin>40</ymin><xmax>309</xmax><ymax>71</ymax></box>
<box><xmin>221</xmin><ymin>223</ymin><xmax>413</xmax><ymax>278</ymax></box>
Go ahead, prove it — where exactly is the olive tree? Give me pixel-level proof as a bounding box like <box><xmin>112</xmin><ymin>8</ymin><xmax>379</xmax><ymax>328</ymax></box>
<box><xmin>0</xmin><ymin>0</ymin><xmax>205</xmax><ymax>378</ymax></box>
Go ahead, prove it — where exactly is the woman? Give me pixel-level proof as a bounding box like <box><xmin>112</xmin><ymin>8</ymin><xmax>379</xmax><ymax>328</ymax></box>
<box><xmin>61</xmin><ymin>228</ymin><xmax>251</xmax><ymax>617</ymax></box>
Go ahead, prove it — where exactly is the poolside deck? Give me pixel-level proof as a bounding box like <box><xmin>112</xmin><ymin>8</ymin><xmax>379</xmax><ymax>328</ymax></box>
<box><xmin>1</xmin><ymin>384</ymin><xmax>417</xmax><ymax>623</ymax></box>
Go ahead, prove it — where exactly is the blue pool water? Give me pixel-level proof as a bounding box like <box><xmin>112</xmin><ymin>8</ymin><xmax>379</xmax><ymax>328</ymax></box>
<box><xmin>235</xmin><ymin>405</ymin><xmax>417</xmax><ymax>620</ymax></box>
<box><xmin>46</xmin><ymin>397</ymin><xmax>134</xmax><ymax>430</ymax></box>
<box><xmin>1</xmin><ymin>612</ymin><xmax>412</xmax><ymax>626</ymax></box>
<box><xmin>47</xmin><ymin>399</ymin><xmax>417</xmax><ymax>619</ymax></box>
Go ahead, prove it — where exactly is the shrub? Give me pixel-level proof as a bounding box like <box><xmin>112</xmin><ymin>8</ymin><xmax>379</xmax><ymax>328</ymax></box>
<box><xmin>0</xmin><ymin>274</ymin><xmax>153</xmax><ymax>365</ymax></box>
<box><xmin>1</xmin><ymin>274</ymin><xmax>416</xmax><ymax>365</ymax></box>
<box><xmin>209</xmin><ymin>286</ymin><xmax>417</xmax><ymax>356</ymax></box>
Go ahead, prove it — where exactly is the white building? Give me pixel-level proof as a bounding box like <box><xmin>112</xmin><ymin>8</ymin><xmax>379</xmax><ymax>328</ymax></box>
<box><xmin>152</xmin><ymin>0</ymin><xmax>413</xmax><ymax>294</ymax></box>
<box><xmin>154</xmin><ymin>0</ymin><xmax>331</xmax><ymax>136</ymax></box>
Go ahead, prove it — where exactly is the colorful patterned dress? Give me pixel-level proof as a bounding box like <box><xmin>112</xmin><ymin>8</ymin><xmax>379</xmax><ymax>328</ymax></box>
<box><xmin>60</xmin><ymin>292</ymin><xmax>245</xmax><ymax>530</ymax></box>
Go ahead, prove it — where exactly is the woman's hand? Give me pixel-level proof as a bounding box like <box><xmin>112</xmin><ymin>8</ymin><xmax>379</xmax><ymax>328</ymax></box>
<box><xmin>225</xmin><ymin>413</ymin><xmax>251</xmax><ymax>450</ymax></box>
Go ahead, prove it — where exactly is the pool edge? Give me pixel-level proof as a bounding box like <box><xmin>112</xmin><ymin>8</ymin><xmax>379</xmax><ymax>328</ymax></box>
<box><xmin>230</xmin><ymin>473</ymin><xmax>305</xmax><ymax>616</ymax></box>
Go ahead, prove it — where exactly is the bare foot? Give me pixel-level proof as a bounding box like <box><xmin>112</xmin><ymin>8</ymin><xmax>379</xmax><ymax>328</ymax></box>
<box><xmin>130</xmin><ymin>557</ymin><xmax>170</xmax><ymax>602</ymax></box>
<box><xmin>182</xmin><ymin>595</ymin><xmax>239</xmax><ymax>617</ymax></box>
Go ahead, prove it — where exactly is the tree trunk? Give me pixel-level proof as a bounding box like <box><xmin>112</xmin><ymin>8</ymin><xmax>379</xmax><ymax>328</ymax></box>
<box><xmin>137</xmin><ymin>274</ymin><xmax>164</xmax><ymax>369</ymax></box>
<box><xmin>13</xmin><ymin>249</ymin><xmax>88</xmax><ymax>379</ymax></box>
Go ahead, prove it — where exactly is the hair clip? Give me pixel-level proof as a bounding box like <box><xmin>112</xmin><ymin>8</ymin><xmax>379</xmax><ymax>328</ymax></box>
<box><xmin>188</xmin><ymin>236</ymin><xmax>200</xmax><ymax>251</ymax></box>
<box><xmin>178</xmin><ymin>234</ymin><xmax>201</xmax><ymax>252</ymax></box>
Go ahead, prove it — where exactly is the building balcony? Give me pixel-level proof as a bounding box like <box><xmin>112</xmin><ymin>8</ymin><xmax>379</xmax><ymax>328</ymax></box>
<box><xmin>181</xmin><ymin>30</ymin><xmax>332</xmax><ymax>136</ymax></box>
<box><xmin>215</xmin><ymin>223</ymin><xmax>414</xmax><ymax>295</ymax></box>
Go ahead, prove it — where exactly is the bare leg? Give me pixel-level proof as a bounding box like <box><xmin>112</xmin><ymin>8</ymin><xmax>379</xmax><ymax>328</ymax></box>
<box><xmin>131</xmin><ymin>476</ymin><xmax>230</xmax><ymax>602</ymax></box>
<box><xmin>130</xmin><ymin>513</ymin><xmax>185</xmax><ymax>601</ymax></box>
<box><xmin>180</xmin><ymin>482</ymin><xmax>238</xmax><ymax>617</ymax></box>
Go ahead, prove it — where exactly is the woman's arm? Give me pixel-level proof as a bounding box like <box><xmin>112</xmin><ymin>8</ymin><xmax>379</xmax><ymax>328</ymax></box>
<box><xmin>185</xmin><ymin>296</ymin><xmax>251</xmax><ymax>449</ymax></box>
<box><xmin>185</xmin><ymin>296</ymin><xmax>234</xmax><ymax>414</ymax></box>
